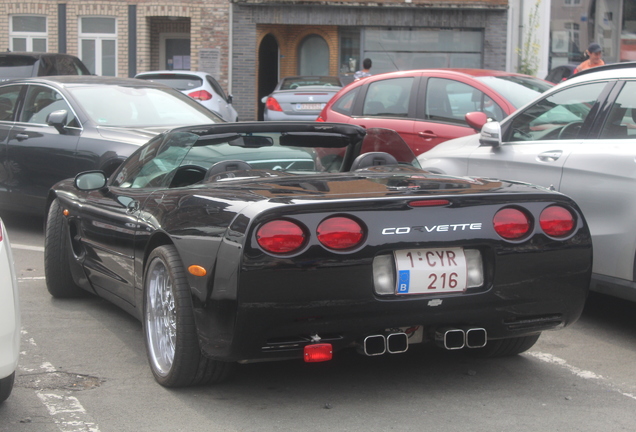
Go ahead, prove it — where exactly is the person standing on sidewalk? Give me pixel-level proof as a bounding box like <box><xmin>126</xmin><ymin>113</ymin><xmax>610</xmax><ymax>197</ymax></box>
<box><xmin>574</xmin><ymin>43</ymin><xmax>605</xmax><ymax>73</ymax></box>
<box><xmin>354</xmin><ymin>58</ymin><xmax>373</xmax><ymax>80</ymax></box>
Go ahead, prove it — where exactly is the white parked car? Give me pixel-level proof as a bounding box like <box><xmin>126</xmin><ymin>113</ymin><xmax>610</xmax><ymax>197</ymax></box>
<box><xmin>0</xmin><ymin>217</ymin><xmax>19</xmax><ymax>403</ymax></box>
<box><xmin>135</xmin><ymin>71</ymin><xmax>238</xmax><ymax>122</ymax></box>
<box><xmin>418</xmin><ymin>62</ymin><xmax>636</xmax><ymax>302</ymax></box>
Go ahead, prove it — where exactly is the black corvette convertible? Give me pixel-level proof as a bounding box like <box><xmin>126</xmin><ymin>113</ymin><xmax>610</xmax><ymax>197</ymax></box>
<box><xmin>44</xmin><ymin>122</ymin><xmax>592</xmax><ymax>387</ymax></box>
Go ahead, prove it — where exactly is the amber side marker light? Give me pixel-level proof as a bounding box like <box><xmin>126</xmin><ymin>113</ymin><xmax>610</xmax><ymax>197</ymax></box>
<box><xmin>188</xmin><ymin>265</ymin><xmax>207</xmax><ymax>277</ymax></box>
<box><xmin>63</xmin><ymin>209</ymin><xmax>70</xmax><ymax>216</ymax></box>
<box><xmin>304</xmin><ymin>344</ymin><xmax>333</xmax><ymax>362</ymax></box>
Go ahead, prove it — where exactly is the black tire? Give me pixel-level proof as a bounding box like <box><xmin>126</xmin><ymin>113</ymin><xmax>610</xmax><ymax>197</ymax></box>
<box><xmin>44</xmin><ymin>199</ymin><xmax>84</xmax><ymax>298</ymax></box>
<box><xmin>468</xmin><ymin>333</ymin><xmax>541</xmax><ymax>358</ymax></box>
<box><xmin>0</xmin><ymin>372</ymin><xmax>15</xmax><ymax>404</ymax></box>
<box><xmin>143</xmin><ymin>245</ymin><xmax>235</xmax><ymax>387</ymax></box>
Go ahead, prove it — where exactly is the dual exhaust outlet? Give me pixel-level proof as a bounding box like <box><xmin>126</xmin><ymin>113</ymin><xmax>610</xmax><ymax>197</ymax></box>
<box><xmin>362</xmin><ymin>327</ymin><xmax>487</xmax><ymax>356</ymax></box>
<box><xmin>435</xmin><ymin>327</ymin><xmax>487</xmax><ymax>350</ymax></box>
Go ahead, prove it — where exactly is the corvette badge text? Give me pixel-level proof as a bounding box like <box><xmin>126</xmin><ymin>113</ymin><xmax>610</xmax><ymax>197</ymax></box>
<box><xmin>382</xmin><ymin>223</ymin><xmax>483</xmax><ymax>235</ymax></box>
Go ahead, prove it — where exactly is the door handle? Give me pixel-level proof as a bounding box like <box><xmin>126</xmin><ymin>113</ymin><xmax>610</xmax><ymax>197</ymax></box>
<box><xmin>537</xmin><ymin>150</ymin><xmax>563</xmax><ymax>162</ymax></box>
<box><xmin>418</xmin><ymin>131</ymin><xmax>437</xmax><ymax>139</ymax></box>
<box><xmin>15</xmin><ymin>133</ymin><xmax>29</xmax><ymax>141</ymax></box>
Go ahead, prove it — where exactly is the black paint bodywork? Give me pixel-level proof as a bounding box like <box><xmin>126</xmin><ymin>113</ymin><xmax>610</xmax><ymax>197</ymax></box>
<box><xmin>48</xmin><ymin>122</ymin><xmax>592</xmax><ymax>363</ymax></box>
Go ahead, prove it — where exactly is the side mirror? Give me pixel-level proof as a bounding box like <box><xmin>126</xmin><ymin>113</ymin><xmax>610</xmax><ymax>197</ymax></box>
<box><xmin>227</xmin><ymin>94</ymin><xmax>233</xmax><ymax>104</ymax></box>
<box><xmin>75</xmin><ymin>171</ymin><xmax>107</xmax><ymax>191</ymax></box>
<box><xmin>479</xmin><ymin>121</ymin><xmax>502</xmax><ymax>147</ymax></box>
<box><xmin>261</xmin><ymin>96</ymin><xmax>268</xmax><ymax>104</ymax></box>
<box><xmin>465</xmin><ymin>112</ymin><xmax>488</xmax><ymax>132</ymax></box>
<box><xmin>46</xmin><ymin>110</ymin><xmax>68</xmax><ymax>134</ymax></box>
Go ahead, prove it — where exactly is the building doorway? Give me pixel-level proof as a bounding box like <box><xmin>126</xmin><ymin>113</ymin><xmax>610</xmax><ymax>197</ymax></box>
<box><xmin>298</xmin><ymin>34</ymin><xmax>329</xmax><ymax>76</ymax></box>
<box><xmin>258</xmin><ymin>34</ymin><xmax>279</xmax><ymax>121</ymax></box>
<box><xmin>160</xmin><ymin>33</ymin><xmax>191</xmax><ymax>70</ymax></box>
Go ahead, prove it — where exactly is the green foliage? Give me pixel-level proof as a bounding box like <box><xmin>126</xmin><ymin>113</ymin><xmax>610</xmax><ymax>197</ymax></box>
<box><xmin>517</xmin><ymin>0</ymin><xmax>541</xmax><ymax>76</ymax></box>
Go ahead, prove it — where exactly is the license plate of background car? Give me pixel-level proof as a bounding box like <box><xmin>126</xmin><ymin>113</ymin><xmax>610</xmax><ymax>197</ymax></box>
<box><xmin>394</xmin><ymin>248</ymin><xmax>467</xmax><ymax>295</ymax></box>
<box><xmin>298</xmin><ymin>103</ymin><xmax>322</xmax><ymax>110</ymax></box>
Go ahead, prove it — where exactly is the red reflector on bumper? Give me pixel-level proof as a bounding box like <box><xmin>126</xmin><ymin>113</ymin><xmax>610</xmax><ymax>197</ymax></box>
<box><xmin>304</xmin><ymin>343</ymin><xmax>333</xmax><ymax>362</ymax></box>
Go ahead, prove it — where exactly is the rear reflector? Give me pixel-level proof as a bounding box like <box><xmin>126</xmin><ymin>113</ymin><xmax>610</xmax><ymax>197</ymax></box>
<box><xmin>304</xmin><ymin>344</ymin><xmax>333</xmax><ymax>362</ymax></box>
<box><xmin>540</xmin><ymin>206</ymin><xmax>575</xmax><ymax>237</ymax></box>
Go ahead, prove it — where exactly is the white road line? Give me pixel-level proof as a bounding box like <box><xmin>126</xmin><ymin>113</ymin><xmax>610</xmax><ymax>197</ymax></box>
<box><xmin>18</xmin><ymin>276</ymin><xmax>46</xmax><ymax>280</ymax></box>
<box><xmin>20</xmin><ymin>329</ymin><xmax>102</xmax><ymax>432</ymax></box>
<box><xmin>527</xmin><ymin>351</ymin><xmax>636</xmax><ymax>401</ymax></box>
<box><xmin>12</xmin><ymin>243</ymin><xmax>45</xmax><ymax>252</ymax></box>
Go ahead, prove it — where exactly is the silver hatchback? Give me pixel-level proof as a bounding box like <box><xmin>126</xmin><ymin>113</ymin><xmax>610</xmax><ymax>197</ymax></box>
<box><xmin>418</xmin><ymin>62</ymin><xmax>636</xmax><ymax>302</ymax></box>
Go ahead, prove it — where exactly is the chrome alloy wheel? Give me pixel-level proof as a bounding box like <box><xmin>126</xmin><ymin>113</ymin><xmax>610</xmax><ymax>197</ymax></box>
<box><xmin>145</xmin><ymin>257</ymin><xmax>177</xmax><ymax>377</ymax></box>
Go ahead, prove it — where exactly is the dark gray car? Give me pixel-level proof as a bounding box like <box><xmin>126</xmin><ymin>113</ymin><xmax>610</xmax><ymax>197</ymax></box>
<box><xmin>0</xmin><ymin>75</ymin><xmax>223</xmax><ymax>216</ymax></box>
<box><xmin>0</xmin><ymin>52</ymin><xmax>90</xmax><ymax>82</ymax></box>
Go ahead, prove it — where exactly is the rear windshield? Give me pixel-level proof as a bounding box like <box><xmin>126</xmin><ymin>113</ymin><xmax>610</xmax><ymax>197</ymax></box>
<box><xmin>136</xmin><ymin>74</ymin><xmax>203</xmax><ymax>91</ymax></box>
<box><xmin>280</xmin><ymin>77</ymin><xmax>342</xmax><ymax>90</ymax></box>
<box><xmin>0</xmin><ymin>56</ymin><xmax>36</xmax><ymax>78</ymax></box>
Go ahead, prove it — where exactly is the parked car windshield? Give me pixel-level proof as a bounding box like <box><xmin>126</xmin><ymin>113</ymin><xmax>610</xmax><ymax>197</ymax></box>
<box><xmin>474</xmin><ymin>75</ymin><xmax>553</xmax><ymax>108</ymax></box>
<box><xmin>67</xmin><ymin>85</ymin><xmax>222</xmax><ymax>127</ymax></box>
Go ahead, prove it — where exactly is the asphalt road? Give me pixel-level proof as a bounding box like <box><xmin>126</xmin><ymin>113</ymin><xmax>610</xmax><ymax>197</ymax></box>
<box><xmin>1</xmin><ymin>212</ymin><xmax>636</xmax><ymax>432</ymax></box>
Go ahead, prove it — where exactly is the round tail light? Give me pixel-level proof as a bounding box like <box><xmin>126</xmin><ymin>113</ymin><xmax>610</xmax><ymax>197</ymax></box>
<box><xmin>540</xmin><ymin>206</ymin><xmax>575</xmax><ymax>237</ymax></box>
<box><xmin>317</xmin><ymin>217</ymin><xmax>364</xmax><ymax>250</ymax></box>
<box><xmin>257</xmin><ymin>220</ymin><xmax>306</xmax><ymax>254</ymax></box>
<box><xmin>493</xmin><ymin>208</ymin><xmax>531</xmax><ymax>240</ymax></box>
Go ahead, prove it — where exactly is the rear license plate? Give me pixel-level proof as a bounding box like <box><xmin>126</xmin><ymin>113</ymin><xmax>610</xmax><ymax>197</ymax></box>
<box><xmin>394</xmin><ymin>248</ymin><xmax>467</xmax><ymax>295</ymax></box>
<box><xmin>297</xmin><ymin>103</ymin><xmax>322</xmax><ymax>110</ymax></box>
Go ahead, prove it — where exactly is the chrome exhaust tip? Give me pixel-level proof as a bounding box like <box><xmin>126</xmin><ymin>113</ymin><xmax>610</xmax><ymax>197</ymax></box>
<box><xmin>386</xmin><ymin>332</ymin><xmax>408</xmax><ymax>354</ymax></box>
<box><xmin>465</xmin><ymin>328</ymin><xmax>487</xmax><ymax>348</ymax></box>
<box><xmin>363</xmin><ymin>335</ymin><xmax>386</xmax><ymax>356</ymax></box>
<box><xmin>435</xmin><ymin>327</ymin><xmax>465</xmax><ymax>350</ymax></box>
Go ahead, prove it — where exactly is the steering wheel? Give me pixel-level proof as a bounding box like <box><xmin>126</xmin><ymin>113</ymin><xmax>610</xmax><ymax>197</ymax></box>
<box><xmin>558</xmin><ymin>121</ymin><xmax>584</xmax><ymax>140</ymax></box>
<box><xmin>290</xmin><ymin>83</ymin><xmax>299</xmax><ymax>89</ymax></box>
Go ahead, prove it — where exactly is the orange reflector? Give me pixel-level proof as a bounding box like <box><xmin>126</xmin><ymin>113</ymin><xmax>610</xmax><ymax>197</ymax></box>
<box><xmin>304</xmin><ymin>343</ymin><xmax>333</xmax><ymax>362</ymax></box>
<box><xmin>188</xmin><ymin>265</ymin><xmax>207</xmax><ymax>277</ymax></box>
<box><xmin>63</xmin><ymin>209</ymin><xmax>70</xmax><ymax>216</ymax></box>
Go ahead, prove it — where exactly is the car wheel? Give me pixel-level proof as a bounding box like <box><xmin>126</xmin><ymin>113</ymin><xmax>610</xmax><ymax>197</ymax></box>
<box><xmin>468</xmin><ymin>333</ymin><xmax>541</xmax><ymax>358</ymax></box>
<box><xmin>0</xmin><ymin>372</ymin><xmax>15</xmax><ymax>403</ymax></box>
<box><xmin>44</xmin><ymin>199</ymin><xmax>85</xmax><ymax>298</ymax></box>
<box><xmin>143</xmin><ymin>245</ymin><xmax>235</xmax><ymax>387</ymax></box>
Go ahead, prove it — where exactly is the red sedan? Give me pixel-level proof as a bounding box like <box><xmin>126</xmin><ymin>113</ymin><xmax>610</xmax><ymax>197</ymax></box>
<box><xmin>317</xmin><ymin>69</ymin><xmax>552</xmax><ymax>155</ymax></box>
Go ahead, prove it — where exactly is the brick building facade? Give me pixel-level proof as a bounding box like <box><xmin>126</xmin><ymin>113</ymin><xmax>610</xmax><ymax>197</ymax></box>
<box><xmin>2</xmin><ymin>0</ymin><xmax>510</xmax><ymax>121</ymax></box>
